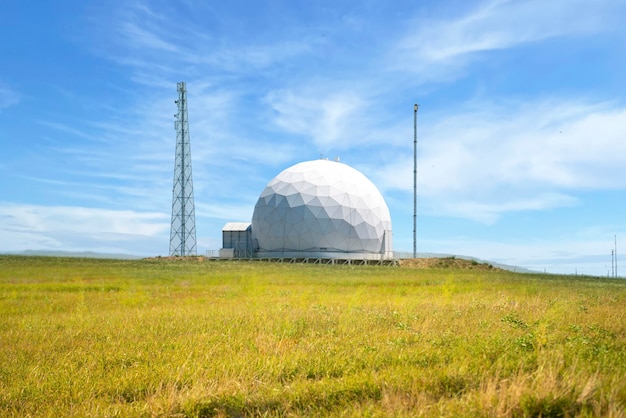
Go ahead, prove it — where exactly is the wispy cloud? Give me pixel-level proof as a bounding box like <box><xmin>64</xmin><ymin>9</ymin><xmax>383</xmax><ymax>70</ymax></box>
<box><xmin>0</xmin><ymin>203</ymin><xmax>169</xmax><ymax>254</ymax></box>
<box><xmin>436</xmin><ymin>193</ymin><xmax>578</xmax><ymax>224</ymax></box>
<box><xmin>120</xmin><ymin>21</ymin><xmax>180</xmax><ymax>53</ymax></box>
<box><xmin>98</xmin><ymin>0</ymin><xmax>314</xmax><ymax>86</ymax></box>
<box><xmin>37</xmin><ymin>121</ymin><xmax>108</xmax><ymax>143</ymax></box>
<box><xmin>374</xmin><ymin>99</ymin><xmax>626</xmax><ymax>222</ymax></box>
<box><xmin>391</xmin><ymin>0</ymin><xmax>623</xmax><ymax>80</ymax></box>
<box><xmin>265</xmin><ymin>89</ymin><xmax>366</xmax><ymax>148</ymax></box>
<box><xmin>0</xmin><ymin>85</ymin><xmax>19</xmax><ymax>110</ymax></box>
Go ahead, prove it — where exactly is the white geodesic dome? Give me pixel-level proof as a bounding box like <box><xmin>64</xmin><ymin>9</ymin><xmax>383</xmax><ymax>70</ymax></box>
<box><xmin>251</xmin><ymin>159</ymin><xmax>393</xmax><ymax>259</ymax></box>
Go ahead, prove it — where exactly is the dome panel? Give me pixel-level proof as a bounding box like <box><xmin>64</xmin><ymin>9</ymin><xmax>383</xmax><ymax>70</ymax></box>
<box><xmin>286</xmin><ymin>193</ymin><xmax>305</xmax><ymax>208</ymax></box>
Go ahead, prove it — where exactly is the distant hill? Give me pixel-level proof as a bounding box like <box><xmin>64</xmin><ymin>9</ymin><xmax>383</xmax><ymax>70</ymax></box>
<box><xmin>5</xmin><ymin>250</ymin><xmax>142</xmax><ymax>260</ymax></box>
<box><xmin>395</xmin><ymin>252</ymin><xmax>537</xmax><ymax>274</ymax></box>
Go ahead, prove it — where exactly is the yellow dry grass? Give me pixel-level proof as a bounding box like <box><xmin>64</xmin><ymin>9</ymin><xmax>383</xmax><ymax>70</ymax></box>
<box><xmin>0</xmin><ymin>255</ymin><xmax>624</xmax><ymax>417</ymax></box>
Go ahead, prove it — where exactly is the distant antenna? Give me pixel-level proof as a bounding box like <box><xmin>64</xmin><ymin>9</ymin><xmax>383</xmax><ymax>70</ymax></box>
<box><xmin>413</xmin><ymin>103</ymin><xmax>419</xmax><ymax>259</ymax></box>
<box><xmin>615</xmin><ymin>235</ymin><xmax>618</xmax><ymax>277</ymax></box>
<box><xmin>169</xmin><ymin>81</ymin><xmax>197</xmax><ymax>256</ymax></box>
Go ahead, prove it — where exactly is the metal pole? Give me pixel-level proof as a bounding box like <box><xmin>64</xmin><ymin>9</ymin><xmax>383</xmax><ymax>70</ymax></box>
<box><xmin>615</xmin><ymin>235</ymin><xmax>618</xmax><ymax>277</ymax></box>
<box><xmin>413</xmin><ymin>104</ymin><xmax>419</xmax><ymax>259</ymax></box>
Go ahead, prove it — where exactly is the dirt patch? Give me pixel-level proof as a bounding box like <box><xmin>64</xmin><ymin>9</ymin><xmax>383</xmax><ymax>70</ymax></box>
<box><xmin>399</xmin><ymin>257</ymin><xmax>501</xmax><ymax>271</ymax></box>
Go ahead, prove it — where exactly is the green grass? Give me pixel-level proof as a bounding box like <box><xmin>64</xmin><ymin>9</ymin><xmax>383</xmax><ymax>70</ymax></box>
<box><xmin>1</xmin><ymin>255</ymin><xmax>625</xmax><ymax>417</ymax></box>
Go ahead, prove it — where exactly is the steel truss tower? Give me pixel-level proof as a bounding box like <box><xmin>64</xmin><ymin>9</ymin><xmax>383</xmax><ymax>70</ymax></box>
<box><xmin>413</xmin><ymin>104</ymin><xmax>419</xmax><ymax>259</ymax></box>
<box><xmin>169</xmin><ymin>81</ymin><xmax>197</xmax><ymax>256</ymax></box>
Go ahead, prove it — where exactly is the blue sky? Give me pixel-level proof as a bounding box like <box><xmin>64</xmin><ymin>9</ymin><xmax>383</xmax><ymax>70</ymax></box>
<box><xmin>1</xmin><ymin>0</ymin><xmax>625</xmax><ymax>275</ymax></box>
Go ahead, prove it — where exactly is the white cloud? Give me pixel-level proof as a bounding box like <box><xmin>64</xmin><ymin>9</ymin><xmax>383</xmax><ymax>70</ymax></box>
<box><xmin>374</xmin><ymin>100</ymin><xmax>626</xmax><ymax>222</ymax></box>
<box><xmin>0</xmin><ymin>85</ymin><xmax>19</xmax><ymax>110</ymax></box>
<box><xmin>120</xmin><ymin>21</ymin><xmax>180</xmax><ymax>53</ymax></box>
<box><xmin>99</xmin><ymin>0</ymin><xmax>314</xmax><ymax>85</ymax></box>
<box><xmin>195</xmin><ymin>202</ymin><xmax>253</xmax><ymax>223</ymax></box>
<box><xmin>437</xmin><ymin>193</ymin><xmax>578</xmax><ymax>224</ymax></box>
<box><xmin>0</xmin><ymin>203</ymin><xmax>169</xmax><ymax>254</ymax></box>
<box><xmin>265</xmin><ymin>89</ymin><xmax>367</xmax><ymax>148</ymax></box>
<box><xmin>391</xmin><ymin>0</ymin><xmax>622</xmax><ymax>79</ymax></box>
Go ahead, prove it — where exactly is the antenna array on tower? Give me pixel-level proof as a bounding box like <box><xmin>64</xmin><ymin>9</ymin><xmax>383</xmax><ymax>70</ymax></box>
<box><xmin>169</xmin><ymin>81</ymin><xmax>197</xmax><ymax>256</ymax></box>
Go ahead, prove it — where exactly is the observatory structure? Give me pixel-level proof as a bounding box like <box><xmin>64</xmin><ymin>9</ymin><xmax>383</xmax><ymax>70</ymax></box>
<box><xmin>221</xmin><ymin>159</ymin><xmax>393</xmax><ymax>260</ymax></box>
<box><xmin>169</xmin><ymin>81</ymin><xmax>197</xmax><ymax>256</ymax></box>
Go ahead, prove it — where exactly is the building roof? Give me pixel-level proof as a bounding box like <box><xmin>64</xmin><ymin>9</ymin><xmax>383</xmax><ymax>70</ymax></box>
<box><xmin>222</xmin><ymin>222</ymin><xmax>251</xmax><ymax>232</ymax></box>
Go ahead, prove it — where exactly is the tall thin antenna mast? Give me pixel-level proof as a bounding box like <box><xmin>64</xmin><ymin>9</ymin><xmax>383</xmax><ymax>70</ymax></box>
<box><xmin>413</xmin><ymin>104</ymin><xmax>419</xmax><ymax>259</ymax></box>
<box><xmin>169</xmin><ymin>81</ymin><xmax>197</xmax><ymax>256</ymax></box>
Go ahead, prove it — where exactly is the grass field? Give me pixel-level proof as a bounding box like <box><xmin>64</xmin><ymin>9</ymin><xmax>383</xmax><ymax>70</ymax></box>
<box><xmin>1</xmin><ymin>255</ymin><xmax>625</xmax><ymax>417</ymax></box>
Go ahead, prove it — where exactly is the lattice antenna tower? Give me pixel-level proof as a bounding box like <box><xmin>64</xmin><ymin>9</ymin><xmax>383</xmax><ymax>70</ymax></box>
<box><xmin>169</xmin><ymin>81</ymin><xmax>197</xmax><ymax>256</ymax></box>
<box><xmin>413</xmin><ymin>103</ymin><xmax>419</xmax><ymax>259</ymax></box>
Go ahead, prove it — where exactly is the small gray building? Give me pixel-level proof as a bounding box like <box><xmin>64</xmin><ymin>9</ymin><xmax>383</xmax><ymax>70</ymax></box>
<box><xmin>220</xmin><ymin>222</ymin><xmax>254</xmax><ymax>258</ymax></box>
